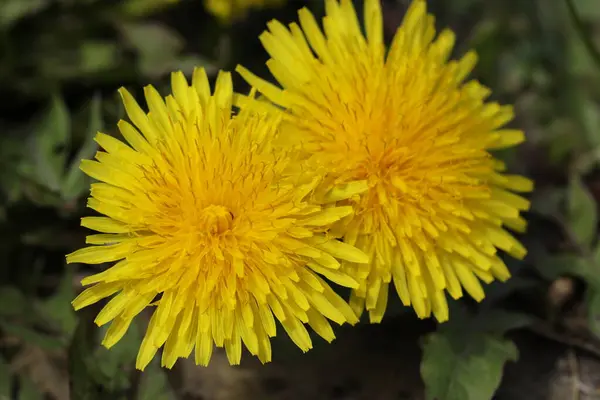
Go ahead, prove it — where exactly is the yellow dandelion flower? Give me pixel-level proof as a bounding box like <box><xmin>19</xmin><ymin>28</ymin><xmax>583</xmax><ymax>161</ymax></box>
<box><xmin>205</xmin><ymin>0</ymin><xmax>286</xmax><ymax>23</ymax></box>
<box><xmin>236</xmin><ymin>0</ymin><xmax>533</xmax><ymax>324</ymax></box>
<box><xmin>67</xmin><ymin>67</ymin><xmax>368</xmax><ymax>371</ymax></box>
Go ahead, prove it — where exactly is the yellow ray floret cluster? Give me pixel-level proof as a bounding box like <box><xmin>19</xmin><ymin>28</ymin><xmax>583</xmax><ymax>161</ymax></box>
<box><xmin>205</xmin><ymin>0</ymin><xmax>286</xmax><ymax>23</ymax></box>
<box><xmin>67</xmin><ymin>68</ymin><xmax>369</xmax><ymax>371</ymax></box>
<box><xmin>237</xmin><ymin>0</ymin><xmax>533</xmax><ymax>323</ymax></box>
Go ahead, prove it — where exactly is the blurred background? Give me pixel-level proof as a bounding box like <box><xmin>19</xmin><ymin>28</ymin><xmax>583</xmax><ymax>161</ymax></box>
<box><xmin>0</xmin><ymin>0</ymin><xmax>599</xmax><ymax>399</ymax></box>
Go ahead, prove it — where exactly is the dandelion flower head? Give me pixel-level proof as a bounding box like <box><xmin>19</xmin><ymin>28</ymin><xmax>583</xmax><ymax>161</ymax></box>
<box><xmin>238</xmin><ymin>0</ymin><xmax>533</xmax><ymax>323</ymax></box>
<box><xmin>66</xmin><ymin>68</ymin><xmax>368</xmax><ymax>371</ymax></box>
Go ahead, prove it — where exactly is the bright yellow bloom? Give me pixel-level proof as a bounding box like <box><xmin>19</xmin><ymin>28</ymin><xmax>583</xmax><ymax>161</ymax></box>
<box><xmin>237</xmin><ymin>0</ymin><xmax>533</xmax><ymax>324</ymax></box>
<box><xmin>205</xmin><ymin>0</ymin><xmax>285</xmax><ymax>23</ymax></box>
<box><xmin>67</xmin><ymin>68</ymin><xmax>368</xmax><ymax>371</ymax></box>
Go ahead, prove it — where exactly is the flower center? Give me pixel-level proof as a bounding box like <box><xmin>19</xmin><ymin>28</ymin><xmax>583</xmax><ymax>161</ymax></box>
<box><xmin>199</xmin><ymin>205</ymin><xmax>233</xmax><ymax>234</ymax></box>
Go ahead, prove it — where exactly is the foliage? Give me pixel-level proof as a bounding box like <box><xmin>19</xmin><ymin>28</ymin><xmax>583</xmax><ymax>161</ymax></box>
<box><xmin>421</xmin><ymin>306</ymin><xmax>528</xmax><ymax>400</ymax></box>
<box><xmin>0</xmin><ymin>0</ymin><xmax>599</xmax><ymax>399</ymax></box>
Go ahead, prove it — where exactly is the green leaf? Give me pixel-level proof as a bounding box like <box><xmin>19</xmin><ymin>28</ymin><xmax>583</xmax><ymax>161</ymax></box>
<box><xmin>0</xmin><ymin>286</ymin><xmax>27</xmax><ymax>317</ymax></box>
<box><xmin>535</xmin><ymin>253</ymin><xmax>588</xmax><ymax>279</ymax></box>
<box><xmin>79</xmin><ymin>42</ymin><xmax>120</xmax><ymax>75</ymax></box>
<box><xmin>565</xmin><ymin>0</ymin><xmax>600</xmax><ymax>71</ymax></box>
<box><xmin>530</xmin><ymin>187</ymin><xmax>565</xmax><ymax>218</ymax></box>
<box><xmin>70</xmin><ymin>312</ymin><xmax>140</xmax><ymax>397</ymax></box>
<box><xmin>566</xmin><ymin>176</ymin><xmax>597</xmax><ymax>248</ymax></box>
<box><xmin>581</xmin><ymin>98</ymin><xmax>600</xmax><ymax>133</ymax></box>
<box><xmin>0</xmin><ymin>355</ymin><xmax>12</xmax><ymax>398</ymax></box>
<box><xmin>18</xmin><ymin>376</ymin><xmax>42</xmax><ymax>400</ymax></box>
<box><xmin>30</xmin><ymin>96</ymin><xmax>70</xmax><ymax>192</ymax></box>
<box><xmin>36</xmin><ymin>270</ymin><xmax>77</xmax><ymax>338</ymax></box>
<box><xmin>576</xmin><ymin>95</ymin><xmax>600</xmax><ymax>152</ymax></box>
<box><xmin>0</xmin><ymin>0</ymin><xmax>47</xmax><ymax>29</ymax></box>
<box><xmin>572</xmin><ymin>0</ymin><xmax>600</xmax><ymax>18</ymax></box>
<box><xmin>118</xmin><ymin>22</ymin><xmax>183</xmax><ymax>77</ymax></box>
<box><xmin>535</xmin><ymin>252</ymin><xmax>600</xmax><ymax>288</ymax></box>
<box><xmin>447</xmin><ymin>305</ymin><xmax>533</xmax><ymax>336</ymax></box>
<box><xmin>421</xmin><ymin>305</ymin><xmax>524</xmax><ymax>400</ymax></box>
<box><xmin>0</xmin><ymin>320</ymin><xmax>65</xmax><ymax>350</ymax></box>
<box><xmin>584</xmin><ymin>245</ymin><xmax>600</xmax><ymax>337</ymax></box>
<box><xmin>0</xmin><ymin>126</ymin><xmax>28</xmax><ymax>202</ymax></box>
<box><xmin>586</xmin><ymin>288</ymin><xmax>600</xmax><ymax>337</ymax></box>
<box><xmin>471</xmin><ymin>310</ymin><xmax>534</xmax><ymax>334</ymax></box>
<box><xmin>69</xmin><ymin>311</ymin><xmax>103</xmax><ymax>400</ymax></box>
<box><xmin>481</xmin><ymin>277</ymin><xmax>538</xmax><ymax>305</ymax></box>
<box><xmin>169</xmin><ymin>55</ymin><xmax>218</xmax><ymax>77</ymax></box>
<box><xmin>137</xmin><ymin>359</ymin><xmax>175</xmax><ymax>400</ymax></box>
<box><xmin>120</xmin><ymin>0</ymin><xmax>178</xmax><ymax>17</ymax></box>
<box><xmin>547</xmin><ymin>120</ymin><xmax>581</xmax><ymax>165</ymax></box>
<box><xmin>61</xmin><ymin>94</ymin><xmax>102</xmax><ymax>201</ymax></box>
<box><xmin>421</xmin><ymin>332</ymin><xmax>518</xmax><ymax>400</ymax></box>
<box><xmin>592</xmin><ymin>242</ymin><xmax>600</xmax><ymax>266</ymax></box>
<box><xmin>93</xmin><ymin>320</ymin><xmax>140</xmax><ymax>392</ymax></box>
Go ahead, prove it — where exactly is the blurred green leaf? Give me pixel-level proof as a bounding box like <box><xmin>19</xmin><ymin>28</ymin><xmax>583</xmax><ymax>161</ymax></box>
<box><xmin>21</xmin><ymin>226</ymin><xmax>76</xmax><ymax>249</ymax></box>
<box><xmin>69</xmin><ymin>311</ymin><xmax>103</xmax><ymax>400</ymax></box>
<box><xmin>0</xmin><ymin>0</ymin><xmax>47</xmax><ymax>29</ymax></box>
<box><xmin>453</xmin><ymin>306</ymin><xmax>534</xmax><ymax>336</ymax></box>
<box><xmin>565</xmin><ymin>0</ymin><xmax>600</xmax><ymax>79</ymax></box>
<box><xmin>530</xmin><ymin>186</ymin><xmax>565</xmax><ymax>218</ymax></box>
<box><xmin>586</xmin><ymin>288</ymin><xmax>600</xmax><ymax>337</ymax></box>
<box><xmin>535</xmin><ymin>252</ymin><xmax>600</xmax><ymax>289</ymax></box>
<box><xmin>578</xmin><ymin>98</ymin><xmax>600</xmax><ymax>151</ymax></box>
<box><xmin>18</xmin><ymin>376</ymin><xmax>42</xmax><ymax>400</ymax></box>
<box><xmin>421</xmin><ymin>307</ymin><xmax>520</xmax><ymax>400</ymax></box>
<box><xmin>572</xmin><ymin>0</ymin><xmax>600</xmax><ymax>18</ymax></box>
<box><xmin>584</xmin><ymin>245</ymin><xmax>600</xmax><ymax>337</ymax></box>
<box><xmin>568</xmin><ymin>33</ymin><xmax>599</xmax><ymax>78</ymax></box>
<box><xmin>0</xmin><ymin>286</ymin><xmax>27</xmax><ymax>317</ymax></box>
<box><xmin>565</xmin><ymin>0</ymin><xmax>600</xmax><ymax>70</ymax></box>
<box><xmin>592</xmin><ymin>242</ymin><xmax>600</xmax><ymax>265</ymax></box>
<box><xmin>120</xmin><ymin>0</ymin><xmax>178</xmax><ymax>17</ymax></box>
<box><xmin>535</xmin><ymin>253</ymin><xmax>589</xmax><ymax>280</ymax></box>
<box><xmin>30</xmin><ymin>96</ymin><xmax>70</xmax><ymax>192</ymax></box>
<box><xmin>547</xmin><ymin>121</ymin><xmax>582</xmax><ymax>165</ymax></box>
<box><xmin>37</xmin><ymin>270</ymin><xmax>77</xmax><ymax>338</ymax></box>
<box><xmin>61</xmin><ymin>94</ymin><xmax>102</xmax><ymax>201</ymax></box>
<box><xmin>171</xmin><ymin>55</ymin><xmax>218</xmax><ymax>77</ymax></box>
<box><xmin>70</xmin><ymin>316</ymin><xmax>140</xmax><ymax>397</ymax></box>
<box><xmin>482</xmin><ymin>277</ymin><xmax>538</xmax><ymax>305</ymax></box>
<box><xmin>0</xmin><ymin>128</ymin><xmax>30</xmax><ymax>204</ymax></box>
<box><xmin>0</xmin><ymin>167</ymin><xmax>23</xmax><ymax>204</ymax></box>
<box><xmin>563</xmin><ymin>32</ymin><xmax>600</xmax><ymax>158</ymax></box>
<box><xmin>137</xmin><ymin>359</ymin><xmax>175</xmax><ymax>400</ymax></box>
<box><xmin>80</xmin><ymin>42</ymin><xmax>120</xmax><ymax>75</ymax></box>
<box><xmin>93</xmin><ymin>321</ymin><xmax>140</xmax><ymax>392</ymax></box>
<box><xmin>473</xmin><ymin>311</ymin><xmax>534</xmax><ymax>334</ymax></box>
<box><xmin>421</xmin><ymin>332</ymin><xmax>518</xmax><ymax>400</ymax></box>
<box><xmin>0</xmin><ymin>320</ymin><xmax>65</xmax><ymax>350</ymax></box>
<box><xmin>566</xmin><ymin>176</ymin><xmax>597</xmax><ymax>248</ymax></box>
<box><xmin>119</xmin><ymin>22</ymin><xmax>183</xmax><ymax>77</ymax></box>
<box><xmin>69</xmin><ymin>307</ymin><xmax>137</xmax><ymax>400</ymax></box>
<box><xmin>21</xmin><ymin>184</ymin><xmax>63</xmax><ymax>207</ymax></box>
<box><xmin>117</xmin><ymin>22</ymin><xmax>215</xmax><ymax>78</ymax></box>
<box><xmin>0</xmin><ymin>355</ymin><xmax>11</xmax><ymax>398</ymax></box>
